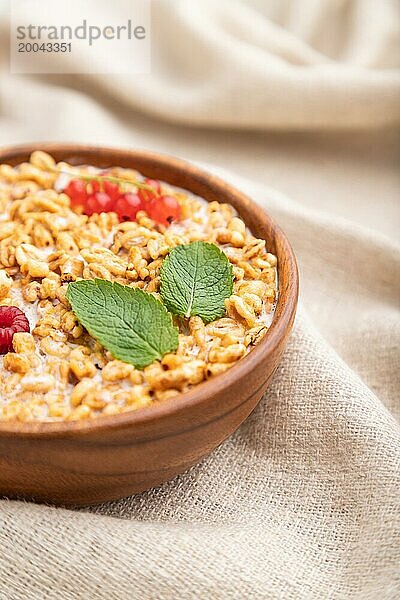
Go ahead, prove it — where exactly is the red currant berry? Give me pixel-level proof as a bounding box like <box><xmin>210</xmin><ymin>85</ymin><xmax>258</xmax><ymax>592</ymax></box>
<box><xmin>103</xmin><ymin>181</ymin><xmax>121</xmax><ymax>201</ymax></box>
<box><xmin>114</xmin><ymin>193</ymin><xmax>143</xmax><ymax>222</ymax></box>
<box><xmin>64</xmin><ymin>179</ymin><xmax>88</xmax><ymax>207</ymax></box>
<box><xmin>0</xmin><ymin>306</ymin><xmax>30</xmax><ymax>354</ymax></box>
<box><xmin>90</xmin><ymin>180</ymin><xmax>101</xmax><ymax>194</ymax></box>
<box><xmin>84</xmin><ymin>192</ymin><xmax>114</xmax><ymax>216</ymax></box>
<box><xmin>138</xmin><ymin>178</ymin><xmax>161</xmax><ymax>204</ymax></box>
<box><xmin>147</xmin><ymin>195</ymin><xmax>181</xmax><ymax>226</ymax></box>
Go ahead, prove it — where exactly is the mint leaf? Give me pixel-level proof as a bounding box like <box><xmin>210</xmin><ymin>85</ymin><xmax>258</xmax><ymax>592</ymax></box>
<box><xmin>66</xmin><ymin>279</ymin><xmax>178</xmax><ymax>369</ymax></box>
<box><xmin>160</xmin><ymin>241</ymin><xmax>233</xmax><ymax>323</ymax></box>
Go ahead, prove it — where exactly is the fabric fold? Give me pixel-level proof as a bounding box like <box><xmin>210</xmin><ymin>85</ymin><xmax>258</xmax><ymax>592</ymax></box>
<box><xmin>1</xmin><ymin>0</ymin><xmax>399</xmax><ymax>130</ymax></box>
<box><xmin>0</xmin><ymin>1</ymin><xmax>399</xmax><ymax>597</ymax></box>
<box><xmin>1</xmin><ymin>307</ymin><xmax>399</xmax><ymax>599</ymax></box>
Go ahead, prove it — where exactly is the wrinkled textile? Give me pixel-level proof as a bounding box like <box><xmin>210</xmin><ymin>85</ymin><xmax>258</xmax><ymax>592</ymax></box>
<box><xmin>0</xmin><ymin>173</ymin><xmax>399</xmax><ymax>599</ymax></box>
<box><xmin>1</xmin><ymin>0</ymin><xmax>399</xmax><ymax>129</ymax></box>
<box><xmin>0</xmin><ymin>0</ymin><xmax>399</xmax><ymax>598</ymax></box>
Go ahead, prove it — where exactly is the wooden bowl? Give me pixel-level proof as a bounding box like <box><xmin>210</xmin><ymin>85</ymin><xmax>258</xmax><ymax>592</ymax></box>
<box><xmin>0</xmin><ymin>143</ymin><xmax>298</xmax><ymax>506</ymax></box>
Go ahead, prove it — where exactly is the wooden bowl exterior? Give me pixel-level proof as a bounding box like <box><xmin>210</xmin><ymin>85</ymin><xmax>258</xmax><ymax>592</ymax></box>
<box><xmin>0</xmin><ymin>144</ymin><xmax>298</xmax><ymax>506</ymax></box>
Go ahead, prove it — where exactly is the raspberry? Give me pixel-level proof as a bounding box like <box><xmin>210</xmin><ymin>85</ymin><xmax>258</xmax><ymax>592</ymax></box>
<box><xmin>0</xmin><ymin>306</ymin><xmax>30</xmax><ymax>354</ymax></box>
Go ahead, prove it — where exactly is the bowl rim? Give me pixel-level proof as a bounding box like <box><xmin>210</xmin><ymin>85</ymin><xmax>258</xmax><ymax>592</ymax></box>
<box><xmin>0</xmin><ymin>143</ymin><xmax>298</xmax><ymax>438</ymax></box>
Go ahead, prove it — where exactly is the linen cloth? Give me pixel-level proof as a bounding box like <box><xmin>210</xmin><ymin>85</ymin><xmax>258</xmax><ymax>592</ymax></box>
<box><xmin>0</xmin><ymin>1</ymin><xmax>399</xmax><ymax>599</ymax></box>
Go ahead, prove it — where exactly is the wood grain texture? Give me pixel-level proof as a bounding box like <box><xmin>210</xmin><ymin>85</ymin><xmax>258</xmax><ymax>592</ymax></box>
<box><xmin>0</xmin><ymin>144</ymin><xmax>298</xmax><ymax>506</ymax></box>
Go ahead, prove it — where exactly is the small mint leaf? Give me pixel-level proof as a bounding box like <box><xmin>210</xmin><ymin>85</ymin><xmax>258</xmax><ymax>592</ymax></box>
<box><xmin>66</xmin><ymin>279</ymin><xmax>178</xmax><ymax>369</ymax></box>
<box><xmin>160</xmin><ymin>241</ymin><xmax>233</xmax><ymax>323</ymax></box>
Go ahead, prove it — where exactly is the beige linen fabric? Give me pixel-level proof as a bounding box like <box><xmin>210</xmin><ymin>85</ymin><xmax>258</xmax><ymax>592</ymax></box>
<box><xmin>1</xmin><ymin>0</ymin><xmax>400</xmax><ymax>131</ymax></box>
<box><xmin>0</xmin><ymin>1</ymin><xmax>399</xmax><ymax>598</ymax></box>
<box><xmin>0</xmin><ymin>176</ymin><xmax>398</xmax><ymax>600</ymax></box>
